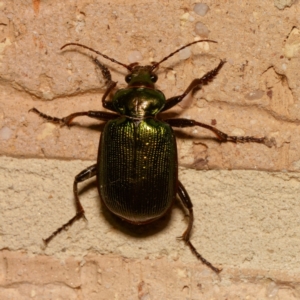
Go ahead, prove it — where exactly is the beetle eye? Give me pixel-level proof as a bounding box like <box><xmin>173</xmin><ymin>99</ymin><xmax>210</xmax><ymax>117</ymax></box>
<box><xmin>150</xmin><ymin>74</ymin><xmax>158</xmax><ymax>82</ymax></box>
<box><xmin>125</xmin><ymin>75</ymin><xmax>132</xmax><ymax>83</ymax></box>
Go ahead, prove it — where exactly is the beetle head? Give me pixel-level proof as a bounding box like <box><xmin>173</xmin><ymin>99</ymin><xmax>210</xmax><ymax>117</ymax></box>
<box><xmin>60</xmin><ymin>40</ymin><xmax>218</xmax><ymax>118</ymax></box>
<box><xmin>124</xmin><ymin>65</ymin><xmax>158</xmax><ymax>89</ymax></box>
<box><xmin>112</xmin><ymin>64</ymin><xmax>165</xmax><ymax>118</ymax></box>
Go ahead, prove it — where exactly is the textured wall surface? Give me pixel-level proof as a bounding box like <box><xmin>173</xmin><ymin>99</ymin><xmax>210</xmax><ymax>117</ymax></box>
<box><xmin>1</xmin><ymin>0</ymin><xmax>300</xmax><ymax>299</ymax></box>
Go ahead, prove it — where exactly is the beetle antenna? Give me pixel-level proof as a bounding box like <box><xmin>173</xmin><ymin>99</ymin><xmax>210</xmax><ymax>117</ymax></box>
<box><xmin>61</xmin><ymin>43</ymin><xmax>132</xmax><ymax>71</ymax></box>
<box><xmin>151</xmin><ymin>39</ymin><xmax>218</xmax><ymax>71</ymax></box>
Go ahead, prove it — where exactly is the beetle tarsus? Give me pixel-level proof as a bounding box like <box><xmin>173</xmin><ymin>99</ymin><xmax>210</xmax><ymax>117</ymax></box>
<box><xmin>29</xmin><ymin>107</ymin><xmax>67</xmax><ymax>125</ymax></box>
<box><xmin>93</xmin><ymin>57</ymin><xmax>112</xmax><ymax>83</ymax></box>
<box><xmin>176</xmin><ymin>233</ymin><xmax>222</xmax><ymax>273</ymax></box>
<box><xmin>194</xmin><ymin>59</ymin><xmax>226</xmax><ymax>90</ymax></box>
<box><xmin>214</xmin><ymin>132</ymin><xmax>274</xmax><ymax>148</ymax></box>
<box><xmin>186</xmin><ymin>240</ymin><xmax>222</xmax><ymax>274</ymax></box>
<box><xmin>43</xmin><ymin>211</ymin><xmax>86</xmax><ymax>245</ymax></box>
<box><xmin>177</xmin><ymin>180</ymin><xmax>221</xmax><ymax>274</ymax></box>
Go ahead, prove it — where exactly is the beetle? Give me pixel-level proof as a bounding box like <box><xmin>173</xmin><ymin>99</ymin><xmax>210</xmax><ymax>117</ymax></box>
<box><xmin>30</xmin><ymin>40</ymin><xmax>272</xmax><ymax>273</ymax></box>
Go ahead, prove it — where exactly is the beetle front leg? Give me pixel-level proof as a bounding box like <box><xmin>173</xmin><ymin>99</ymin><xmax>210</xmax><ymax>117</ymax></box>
<box><xmin>29</xmin><ymin>108</ymin><xmax>118</xmax><ymax>126</ymax></box>
<box><xmin>44</xmin><ymin>164</ymin><xmax>97</xmax><ymax>245</ymax></box>
<box><xmin>177</xmin><ymin>181</ymin><xmax>222</xmax><ymax>274</ymax></box>
<box><xmin>161</xmin><ymin>60</ymin><xmax>226</xmax><ymax>112</ymax></box>
<box><xmin>165</xmin><ymin>118</ymin><xmax>274</xmax><ymax>147</ymax></box>
<box><xmin>93</xmin><ymin>57</ymin><xmax>117</xmax><ymax>112</ymax></box>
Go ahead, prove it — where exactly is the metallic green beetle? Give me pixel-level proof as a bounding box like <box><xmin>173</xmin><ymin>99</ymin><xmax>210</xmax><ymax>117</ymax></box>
<box><xmin>30</xmin><ymin>40</ymin><xmax>271</xmax><ymax>273</ymax></box>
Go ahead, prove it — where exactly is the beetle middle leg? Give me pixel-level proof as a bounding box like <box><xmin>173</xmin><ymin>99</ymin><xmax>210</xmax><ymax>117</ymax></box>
<box><xmin>165</xmin><ymin>118</ymin><xmax>273</xmax><ymax>147</ymax></box>
<box><xmin>29</xmin><ymin>108</ymin><xmax>118</xmax><ymax>125</ymax></box>
<box><xmin>44</xmin><ymin>164</ymin><xmax>97</xmax><ymax>245</ymax></box>
<box><xmin>177</xmin><ymin>180</ymin><xmax>221</xmax><ymax>274</ymax></box>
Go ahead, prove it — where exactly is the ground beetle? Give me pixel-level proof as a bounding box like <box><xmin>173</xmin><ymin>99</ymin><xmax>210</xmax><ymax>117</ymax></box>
<box><xmin>30</xmin><ymin>40</ymin><xmax>272</xmax><ymax>273</ymax></box>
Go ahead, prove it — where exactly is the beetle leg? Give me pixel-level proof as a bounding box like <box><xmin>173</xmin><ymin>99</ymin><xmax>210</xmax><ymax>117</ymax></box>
<box><xmin>43</xmin><ymin>164</ymin><xmax>97</xmax><ymax>245</ymax></box>
<box><xmin>164</xmin><ymin>118</ymin><xmax>274</xmax><ymax>147</ymax></box>
<box><xmin>177</xmin><ymin>180</ymin><xmax>222</xmax><ymax>274</ymax></box>
<box><xmin>93</xmin><ymin>57</ymin><xmax>118</xmax><ymax>112</ymax></box>
<box><xmin>29</xmin><ymin>108</ymin><xmax>118</xmax><ymax>126</ymax></box>
<box><xmin>161</xmin><ymin>60</ymin><xmax>226</xmax><ymax>112</ymax></box>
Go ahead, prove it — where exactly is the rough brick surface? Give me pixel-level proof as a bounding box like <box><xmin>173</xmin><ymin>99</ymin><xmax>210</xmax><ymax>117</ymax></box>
<box><xmin>1</xmin><ymin>251</ymin><xmax>300</xmax><ymax>300</ymax></box>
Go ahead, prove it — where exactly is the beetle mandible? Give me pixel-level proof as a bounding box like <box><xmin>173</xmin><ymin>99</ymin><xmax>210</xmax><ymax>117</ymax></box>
<box><xmin>30</xmin><ymin>40</ymin><xmax>272</xmax><ymax>274</ymax></box>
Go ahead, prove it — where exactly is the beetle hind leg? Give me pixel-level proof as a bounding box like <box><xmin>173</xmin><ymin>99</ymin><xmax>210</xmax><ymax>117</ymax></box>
<box><xmin>43</xmin><ymin>164</ymin><xmax>97</xmax><ymax>245</ymax></box>
<box><xmin>177</xmin><ymin>180</ymin><xmax>222</xmax><ymax>274</ymax></box>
